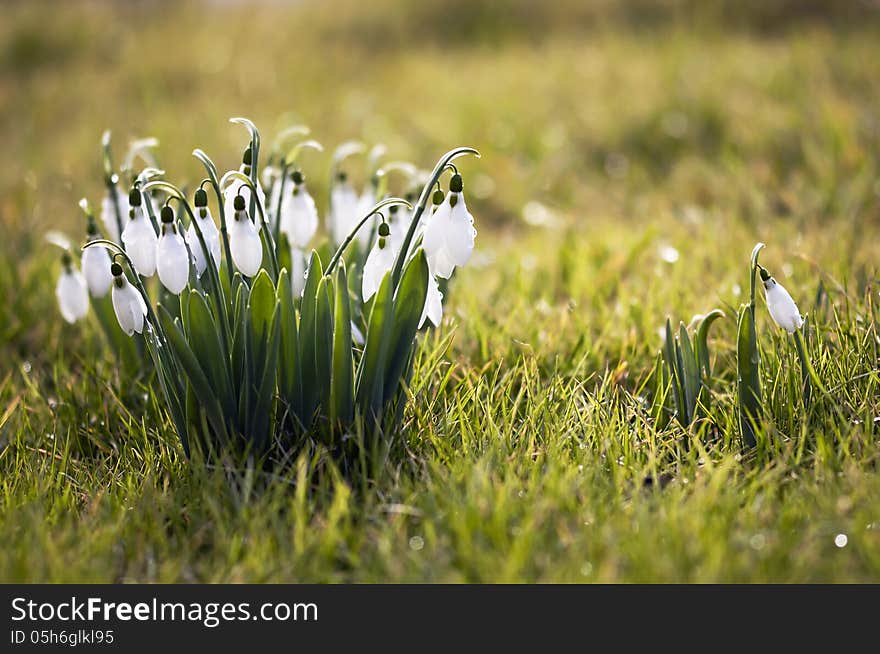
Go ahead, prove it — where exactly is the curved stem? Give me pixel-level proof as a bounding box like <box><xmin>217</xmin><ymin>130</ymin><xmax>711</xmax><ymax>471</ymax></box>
<box><xmin>325</xmin><ymin>197</ymin><xmax>412</xmax><ymax>275</ymax></box>
<box><xmin>390</xmin><ymin>146</ymin><xmax>480</xmax><ymax>286</ymax></box>
<box><xmin>193</xmin><ymin>148</ymin><xmax>235</xmax><ymax>287</ymax></box>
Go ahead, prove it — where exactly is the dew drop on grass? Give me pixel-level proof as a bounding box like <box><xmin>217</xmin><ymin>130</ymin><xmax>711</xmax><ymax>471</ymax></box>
<box><xmin>834</xmin><ymin>534</ymin><xmax>848</xmax><ymax>548</ymax></box>
<box><xmin>749</xmin><ymin>534</ymin><xmax>766</xmax><ymax>550</ymax></box>
<box><xmin>21</xmin><ymin>361</ymin><xmax>32</xmax><ymax>374</ymax></box>
<box><xmin>580</xmin><ymin>562</ymin><xmax>593</xmax><ymax>577</ymax></box>
<box><xmin>47</xmin><ymin>398</ymin><xmax>58</xmax><ymax>410</ymax></box>
<box><xmin>408</xmin><ymin>536</ymin><xmax>424</xmax><ymax>551</ymax></box>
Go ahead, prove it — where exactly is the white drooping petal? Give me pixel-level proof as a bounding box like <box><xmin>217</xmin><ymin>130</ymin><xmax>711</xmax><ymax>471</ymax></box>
<box><xmin>361</xmin><ymin>238</ymin><xmax>398</xmax><ymax>302</ymax></box>
<box><xmin>422</xmin><ymin>192</ymin><xmax>476</xmax><ymax>278</ymax></box>
<box><xmin>100</xmin><ymin>191</ymin><xmax>121</xmax><ymax>243</ymax></box>
<box><xmin>280</xmin><ymin>186</ymin><xmax>319</xmax><ymax>248</ymax></box>
<box><xmin>121</xmin><ymin>208</ymin><xmax>158</xmax><ymax>277</ymax></box>
<box><xmin>186</xmin><ymin>210</ymin><xmax>221</xmax><ymax>277</ymax></box>
<box><xmin>764</xmin><ymin>278</ymin><xmax>803</xmax><ymax>333</ymax></box>
<box><xmin>229</xmin><ymin>213</ymin><xmax>263</xmax><ymax>277</ymax></box>
<box><xmin>156</xmin><ymin>229</ymin><xmax>190</xmax><ymax>294</ymax></box>
<box><xmin>111</xmin><ymin>278</ymin><xmax>148</xmax><ymax>336</ymax></box>
<box><xmin>419</xmin><ymin>275</ymin><xmax>444</xmax><ymax>328</ymax></box>
<box><xmin>290</xmin><ymin>247</ymin><xmax>307</xmax><ymax>298</ymax></box>
<box><xmin>223</xmin><ymin>177</ymin><xmax>267</xmax><ymax>224</ymax></box>
<box><xmin>81</xmin><ymin>243</ymin><xmax>113</xmax><ymax>298</ymax></box>
<box><xmin>330</xmin><ymin>183</ymin><xmax>361</xmax><ymax>246</ymax></box>
<box><xmin>56</xmin><ymin>268</ymin><xmax>89</xmax><ymax>323</ymax></box>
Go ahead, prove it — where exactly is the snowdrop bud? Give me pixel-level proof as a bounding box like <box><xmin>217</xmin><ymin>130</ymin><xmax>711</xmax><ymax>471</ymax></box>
<box><xmin>760</xmin><ymin>266</ymin><xmax>804</xmax><ymax>333</ymax></box>
<box><xmin>56</xmin><ymin>253</ymin><xmax>89</xmax><ymax>324</ymax></box>
<box><xmin>156</xmin><ymin>207</ymin><xmax>190</xmax><ymax>295</ymax></box>
<box><xmin>423</xmin><ymin>174</ymin><xmax>476</xmax><ymax>279</ymax></box>
<box><xmin>419</xmin><ymin>275</ymin><xmax>443</xmax><ymax>328</ymax></box>
<box><xmin>362</xmin><ymin>224</ymin><xmax>398</xmax><ymax>302</ymax></box>
<box><xmin>279</xmin><ymin>172</ymin><xmax>319</xmax><ymax>248</ymax></box>
<box><xmin>121</xmin><ymin>188</ymin><xmax>157</xmax><ymax>277</ymax></box>
<box><xmin>81</xmin><ymin>220</ymin><xmax>112</xmax><ymax>298</ymax></box>
<box><xmin>110</xmin><ymin>262</ymin><xmax>148</xmax><ymax>336</ymax></box>
<box><xmin>229</xmin><ymin>195</ymin><xmax>263</xmax><ymax>277</ymax></box>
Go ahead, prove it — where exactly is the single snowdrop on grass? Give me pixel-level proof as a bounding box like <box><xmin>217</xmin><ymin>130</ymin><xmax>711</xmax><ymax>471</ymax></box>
<box><xmin>56</xmin><ymin>252</ymin><xmax>89</xmax><ymax>324</ymax></box>
<box><xmin>186</xmin><ymin>186</ymin><xmax>221</xmax><ymax>276</ymax></box>
<box><xmin>121</xmin><ymin>188</ymin><xmax>158</xmax><ymax>277</ymax></box>
<box><xmin>156</xmin><ymin>205</ymin><xmax>191</xmax><ymax>295</ymax></box>
<box><xmin>423</xmin><ymin>173</ymin><xmax>476</xmax><ymax>279</ymax></box>
<box><xmin>81</xmin><ymin>217</ymin><xmax>112</xmax><ymax>298</ymax></box>
<box><xmin>110</xmin><ymin>261</ymin><xmax>148</xmax><ymax>336</ymax></box>
<box><xmin>280</xmin><ymin>170</ymin><xmax>319</xmax><ymax>249</ymax></box>
<box><xmin>759</xmin><ymin>266</ymin><xmax>803</xmax><ymax>333</ymax></box>
<box><xmin>229</xmin><ymin>192</ymin><xmax>263</xmax><ymax>277</ymax></box>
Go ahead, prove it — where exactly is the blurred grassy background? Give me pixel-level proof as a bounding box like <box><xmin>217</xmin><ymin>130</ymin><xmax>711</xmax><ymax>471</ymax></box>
<box><xmin>3</xmin><ymin>0</ymin><xmax>880</xmax><ymax>581</ymax></box>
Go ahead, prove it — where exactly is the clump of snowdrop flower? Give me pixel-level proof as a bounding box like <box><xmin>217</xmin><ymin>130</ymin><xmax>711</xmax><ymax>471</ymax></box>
<box><xmin>69</xmin><ymin>117</ymin><xmax>480</xmax><ymax>464</ymax></box>
<box><xmin>56</xmin><ymin>252</ymin><xmax>89</xmax><ymax>324</ymax></box>
<box><xmin>110</xmin><ymin>261</ymin><xmax>147</xmax><ymax>336</ymax></box>
<box><xmin>759</xmin><ymin>266</ymin><xmax>803</xmax><ymax>333</ymax></box>
<box><xmin>121</xmin><ymin>187</ymin><xmax>158</xmax><ymax>277</ymax></box>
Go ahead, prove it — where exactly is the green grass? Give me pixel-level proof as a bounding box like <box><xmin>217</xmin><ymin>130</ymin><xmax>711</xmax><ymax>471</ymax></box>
<box><xmin>2</xmin><ymin>0</ymin><xmax>880</xmax><ymax>582</ymax></box>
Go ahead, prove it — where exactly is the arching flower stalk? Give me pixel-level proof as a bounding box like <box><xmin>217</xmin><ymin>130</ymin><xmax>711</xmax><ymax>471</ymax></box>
<box><xmin>223</xmin><ymin>146</ymin><xmax>266</xmax><ymax>225</ymax></box>
<box><xmin>121</xmin><ymin>187</ymin><xmax>158</xmax><ymax>277</ymax></box>
<box><xmin>56</xmin><ymin>252</ymin><xmax>90</xmax><ymax>324</ymax></box>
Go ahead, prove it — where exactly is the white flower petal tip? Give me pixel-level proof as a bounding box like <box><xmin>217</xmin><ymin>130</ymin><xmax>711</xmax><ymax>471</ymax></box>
<box><xmin>229</xmin><ymin>211</ymin><xmax>263</xmax><ymax>277</ymax></box>
<box><xmin>121</xmin><ymin>207</ymin><xmax>158</xmax><ymax>277</ymax></box>
<box><xmin>290</xmin><ymin>248</ymin><xmax>307</xmax><ymax>298</ymax></box>
<box><xmin>111</xmin><ymin>276</ymin><xmax>148</xmax><ymax>336</ymax></box>
<box><xmin>156</xmin><ymin>228</ymin><xmax>191</xmax><ymax>295</ymax></box>
<box><xmin>419</xmin><ymin>275</ymin><xmax>444</xmax><ymax>328</ymax></box>
<box><xmin>763</xmin><ymin>275</ymin><xmax>804</xmax><ymax>334</ymax></box>
<box><xmin>56</xmin><ymin>268</ymin><xmax>89</xmax><ymax>324</ymax></box>
<box><xmin>422</xmin><ymin>179</ymin><xmax>476</xmax><ymax>279</ymax></box>
<box><xmin>100</xmin><ymin>191</ymin><xmax>121</xmax><ymax>244</ymax></box>
<box><xmin>81</xmin><ymin>243</ymin><xmax>113</xmax><ymax>298</ymax></box>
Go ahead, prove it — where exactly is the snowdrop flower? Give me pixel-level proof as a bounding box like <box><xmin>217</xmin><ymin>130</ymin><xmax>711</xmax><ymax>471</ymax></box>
<box><xmin>760</xmin><ymin>266</ymin><xmax>803</xmax><ymax>333</ymax></box>
<box><xmin>223</xmin><ymin>146</ymin><xmax>266</xmax><ymax>223</ymax></box>
<box><xmin>186</xmin><ymin>187</ymin><xmax>221</xmax><ymax>276</ymax></box>
<box><xmin>423</xmin><ymin>173</ymin><xmax>476</xmax><ymax>278</ymax></box>
<box><xmin>100</xmin><ymin>188</ymin><xmax>122</xmax><ymax>243</ymax></box>
<box><xmin>229</xmin><ymin>193</ymin><xmax>263</xmax><ymax>277</ymax></box>
<box><xmin>329</xmin><ymin>171</ymin><xmax>362</xmax><ymax>247</ymax></box>
<box><xmin>56</xmin><ymin>253</ymin><xmax>89</xmax><ymax>324</ymax></box>
<box><xmin>156</xmin><ymin>205</ymin><xmax>190</xmax><ymax>295</ymax></box>
<box><xmin>121</xmin><ymin>188</ymin><xmax>158</xmax><ymax>277</ymax></box>
<box><xmin>419</xmin><ymin>275</ymin><xmax>444</xmax><ymax>328</ymax></box>
<box><xmin>110</xmin><ymin>262</ymin><xmax>148</xmax><ymax>336</ymax></box>
<box><xmin>362</xmin><ymin>221</ymin><xmax>397</xmax><ymax>302</ymax></box>
<box><xmin>280</xmin><ymin>171</ymin><xmax>319</xmax><ymax>248</ymax></box>
<box><xmin>81</xmin><ymin>218</ymin><xmax>112</xmax><ymax>298</ymax></box>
